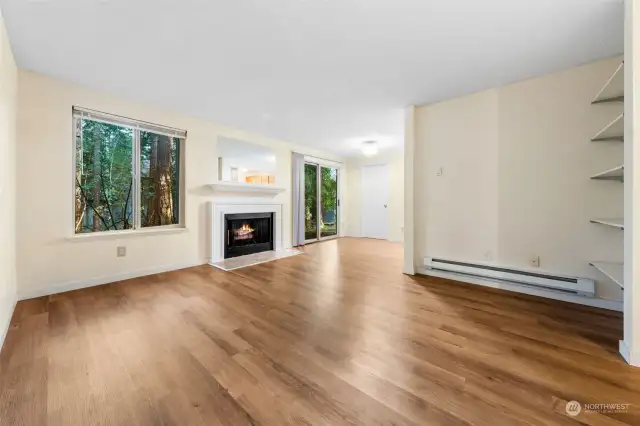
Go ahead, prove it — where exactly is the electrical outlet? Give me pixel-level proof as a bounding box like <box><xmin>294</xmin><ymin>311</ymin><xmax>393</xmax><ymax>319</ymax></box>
<box><xmin>117</xmin><ymin>246</ymin><xmax>126</xmax><ymax>257</ymax></box>
<box><xmin>530</xmin><ymin>256</ymin><xmax>540</xmax><ymax>268</ymax></box>
<box><xmin>484</xmin><ymin>251</ymin><xmax>493</xmax><ymax>261</ymax></box>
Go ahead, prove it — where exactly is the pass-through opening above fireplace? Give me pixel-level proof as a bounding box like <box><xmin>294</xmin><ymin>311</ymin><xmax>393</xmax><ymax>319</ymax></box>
<box><xmin>224</xmin><ymin>212</ymin><xmax>274</xmax><ymax>259</ymax></box>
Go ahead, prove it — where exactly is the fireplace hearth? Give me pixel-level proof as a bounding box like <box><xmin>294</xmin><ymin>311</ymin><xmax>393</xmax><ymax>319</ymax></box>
<box><xmin>224</xmin><ymin>212</ymin><xmax>274</xmax><ymax>259</ymax></box>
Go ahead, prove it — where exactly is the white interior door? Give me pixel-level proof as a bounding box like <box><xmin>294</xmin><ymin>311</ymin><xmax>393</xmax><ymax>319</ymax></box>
<box><xmin>361</xmin><ymin>164</ymin><xmax>389</xmax><ymax>239</ymax></box>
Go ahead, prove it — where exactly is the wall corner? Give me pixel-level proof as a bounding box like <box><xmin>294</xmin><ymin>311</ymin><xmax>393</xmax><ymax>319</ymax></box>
<box><xmin>403</xmin><ymin>105</ymin><xmax>416</xmax><ymax>275</ymax></box>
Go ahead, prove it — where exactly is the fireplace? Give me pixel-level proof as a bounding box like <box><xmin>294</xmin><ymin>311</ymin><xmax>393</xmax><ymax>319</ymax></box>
<box><xmin>224</xmin><ymin>212</ymin><xmax>274</xmax><ymax>259</ymax></box>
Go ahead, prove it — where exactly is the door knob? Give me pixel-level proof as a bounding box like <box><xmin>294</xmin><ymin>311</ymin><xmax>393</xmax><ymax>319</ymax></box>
<box><xmin>384</xmin><ymin>204</ymin><xmax>387</xmax><ymax>208</ymax></box>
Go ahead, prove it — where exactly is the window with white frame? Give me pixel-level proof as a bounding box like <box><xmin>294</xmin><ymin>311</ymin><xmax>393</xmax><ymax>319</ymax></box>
<box><xmin>73</xmin><ymin>107</ymin><xmax>185</xmax><ymax>234</ymax></box>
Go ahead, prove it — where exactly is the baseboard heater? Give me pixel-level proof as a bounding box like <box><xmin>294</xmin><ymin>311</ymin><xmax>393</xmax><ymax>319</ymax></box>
<box><xmin>424</xmin><ymin>257</ymin><xmax>595</xmax><ymax>297</ymax></box>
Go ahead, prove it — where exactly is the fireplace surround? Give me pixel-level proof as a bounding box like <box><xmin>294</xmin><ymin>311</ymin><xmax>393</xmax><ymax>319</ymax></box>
<box><xmin>209</xmin><ymin>202</ymin><xmax>284</xmax><ymax>264</ymax></box>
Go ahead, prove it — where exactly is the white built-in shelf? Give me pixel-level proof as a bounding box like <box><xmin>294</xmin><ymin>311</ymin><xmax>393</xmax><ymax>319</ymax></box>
<box><xmin>590</xmin><ymin>165</ymin><xmax>624</xmax><ymax>182</ymax></box>
<box><xmin>208</xmin><ymin>181</ymin><xmax>286</xmax><ymax>196</ymax></box>
<box><xmin>589</xmin><ymin>62</ymin><xmax>624</xmax><ymax>293</ymax></box>
<box><xmin>591</xmin><ymin>113</ymin><xmax>624</xmax><ymax>142</ymax></box>
<box><xmin>590</xmin><ymin>218</ymin><xmax>624</xmax><ymax>230</ymax></box>
<box><xmin>590</xmin><ymin>261</ymin><xmax>624</xmax><ymax>289</ymax></box>
<box><xmin>592</xmin><ymin>62</ymin><xmax>624</xmax><ymax>104</ymax></box>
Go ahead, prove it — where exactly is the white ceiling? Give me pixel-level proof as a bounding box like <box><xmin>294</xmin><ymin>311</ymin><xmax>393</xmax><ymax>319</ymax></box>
<box><xmin>0</xmin><ymin>0</ymin><xmax>623</xmax><ymax>157</ymax></box>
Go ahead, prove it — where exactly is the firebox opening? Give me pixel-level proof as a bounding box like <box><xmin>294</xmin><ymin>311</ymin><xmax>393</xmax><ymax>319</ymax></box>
<box><xmin>224</xmin><ymin>212</ymin><xmax>274</xmax><ymax>259</ymax></box>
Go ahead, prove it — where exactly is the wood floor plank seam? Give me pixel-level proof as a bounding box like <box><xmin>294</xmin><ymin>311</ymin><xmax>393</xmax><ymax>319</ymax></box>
<box><xmin>0</xmin><ymin>238</ymin><xmax>638</xmax><ymax>425</ymax></box>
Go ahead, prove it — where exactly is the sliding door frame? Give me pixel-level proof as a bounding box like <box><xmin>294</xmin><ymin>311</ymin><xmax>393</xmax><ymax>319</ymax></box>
<box><xmin>304</xmin><ymin>160</ymin><xmax>340</xmax><ymax>243</ymax></box>
<box><xmin>318</xmin><ymin>163</ymin><xmax>340</xmax><ymax>241</ymax></box>
<box><xmin>304</xmin><ymin>162</ymin><xmax>320</xmax><ymax>244</ymax></box>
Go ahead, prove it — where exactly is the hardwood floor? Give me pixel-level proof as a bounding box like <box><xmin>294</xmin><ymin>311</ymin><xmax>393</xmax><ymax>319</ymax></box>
<box><xmin>1</xmin><ymin>238</ymin><xmax>638</xmax><ymax>425</ymax></box>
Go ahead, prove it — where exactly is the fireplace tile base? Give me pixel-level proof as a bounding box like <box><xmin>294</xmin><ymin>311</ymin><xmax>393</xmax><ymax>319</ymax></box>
<box><xmin>210</xmin><ymin>248</ymin><xmax>303</xmax><ymax>271</ymax></box>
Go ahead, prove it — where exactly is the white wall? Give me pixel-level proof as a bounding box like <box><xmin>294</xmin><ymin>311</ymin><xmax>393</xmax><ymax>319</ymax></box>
<box><xmin>16</xmin><ymin>71</ymin><xmax>344</xmax><ymax>299</ymax></box>
<box><xmin>345</xmin><ymin>152</ymin><xmax>404</xmax><ymax>243</ymax></box>
<box><xmin>414</xmin><ymin>56</ymin><xmax>624</xmax><ymax>301</ymax></box>
<box><xmin>0</xmin><ymin>12</ymin><xmax>18</xmax><ymax>345</ymax></box>
<box><xmin>403</xmin><ymin>106</ymin><xmax>416</xmax><ymax>274</ymax></box>
<box><xmin>416</xmin><ymin>90</ymin><xmax>499</xmax><ymax>261</ymax></box>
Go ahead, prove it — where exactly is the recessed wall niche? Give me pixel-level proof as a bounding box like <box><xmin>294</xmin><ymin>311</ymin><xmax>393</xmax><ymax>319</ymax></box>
<box><xmin>217</xmin><ymin>137</ymin><xmax>277</xmax><ymax>184</ymax></box>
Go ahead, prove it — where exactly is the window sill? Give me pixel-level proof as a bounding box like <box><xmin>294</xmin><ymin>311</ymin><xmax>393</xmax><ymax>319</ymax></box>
<box><xmin>66</xmin><ymin>226</ymin><xmax>188</xmax><ymax>242</ymax></box>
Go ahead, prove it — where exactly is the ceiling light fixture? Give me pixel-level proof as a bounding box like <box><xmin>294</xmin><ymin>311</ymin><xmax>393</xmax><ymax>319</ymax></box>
<box><xmin>361</xmin><ymin>140</ymin><xmax>379</xmax><ymax>157</ymax></box>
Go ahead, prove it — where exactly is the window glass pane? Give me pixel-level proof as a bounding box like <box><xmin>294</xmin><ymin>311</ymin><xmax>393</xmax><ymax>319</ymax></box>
<box><xmin>304</xmin><ymin>163</ymin><xmax>318</xmax><ymax>240</ymax></box>
<box><xmin>320</xmin><ymin>167</ymin><xmax>338</xmax><ymax>237</ymax></box>
<box><xmin>75</xmin><ymin>119</ymin><xmax>134</xmax><ymax>233</ymax></box>
<box><xmin>140</xmin><ymin>131</ymin><xmax>181</xmax><ymax>227</ymax></box>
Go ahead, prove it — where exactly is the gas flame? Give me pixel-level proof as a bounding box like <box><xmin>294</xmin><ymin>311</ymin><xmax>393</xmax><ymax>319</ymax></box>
<box><xmin>234</xmin><ymin>223</ymin><xmax>255</xmax><ymax>240</ymax></box>
<box><xmin>239</xmin><ymin>224</ymin><xmax>254</xmax><ymax>232</ymax></box>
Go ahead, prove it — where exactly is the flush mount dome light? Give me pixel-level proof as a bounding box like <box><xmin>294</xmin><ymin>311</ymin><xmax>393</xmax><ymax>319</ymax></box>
<box><xmin>361</xmin><ymin>140</ymin><xmax>379</xmax><ymax>157</ymax></box>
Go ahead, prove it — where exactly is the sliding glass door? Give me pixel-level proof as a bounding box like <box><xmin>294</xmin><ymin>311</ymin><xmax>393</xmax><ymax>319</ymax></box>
<box><xmin>304</xmin><ymin>163</ymin><xmax>318</xmax><ymax>240</ymax></box>
<box><xmin>320</xmin><ymin>166</ymin><xmax>338</xmax><ymax>237</ymax></box>
<box><xmin>305</xmin><ymin>162</ymin><xmax>339</xmax><ymax>242</ymax></box>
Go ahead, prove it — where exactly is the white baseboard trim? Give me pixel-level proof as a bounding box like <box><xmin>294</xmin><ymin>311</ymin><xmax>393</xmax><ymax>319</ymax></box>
<box><xmin>0</xmin><ymin>293</ymin><xmax>17</xmax><ymax>354</ymax></box>
<box><xmin>619</xmin><ymin>340</ymin><xmax>640</xmax><ymax>366</ymax></box>
<box><xmin>18</xmin><ymin>261</ymin><xmax>205</xmax><ymax>301</ymax></box>
<box><xmin>416</xmin><ymin>267</ymin><xmax>623</xmax><ymax>312</ymax></box>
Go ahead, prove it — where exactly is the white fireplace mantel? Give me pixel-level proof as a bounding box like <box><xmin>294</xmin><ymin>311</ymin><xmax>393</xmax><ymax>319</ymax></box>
<box><xmin>208</xmin><ymin>181</ymin><xmax>286</xmax><ymax>196</ymax></box>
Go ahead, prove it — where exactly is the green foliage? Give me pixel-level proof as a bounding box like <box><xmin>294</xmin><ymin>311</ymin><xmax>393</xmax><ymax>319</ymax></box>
<box><xmin>304</xmin><ymin>164</ymin><xmax>317</xmax><ymax>239</ymax></box>
<box><xmin>75</xmin><ymin>120</ymin><xmax>133</xmax><ymax>233</ymax></box>
<box><xmin>303</xmin><ymin>164</ymin><xmax>338</xmax><ymax>239</ymax></box>
<box><xmin>320</xmin><ymin>166</ymin><xmax>337</xmax><ymax>218</ymax></box>
<box><xmin>75</xmin><ymin>119</ymin><xmax>180</xmax><ymax>233</ymax></box>
<box><xmin>139</xmin><ymin>131</ymin><xmax>180</xmax><ymax>227</ymax></box>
